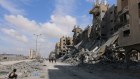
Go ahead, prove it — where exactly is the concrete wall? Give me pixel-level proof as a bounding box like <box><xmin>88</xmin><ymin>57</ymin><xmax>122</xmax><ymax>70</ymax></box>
<box><xmin>118</xmin><ymin>0</ymin><xmax>140</xmax><ymax>47</ymax></box>
<box><xmin>117</xmin><ymin>0</ymin><xmax>128</xmax><ymax>13</ymax></box>
<box><xmin>72</xmin><ymin>26</ymin><xmax>83</xmax><ymax>45</ymax></box>
<box><xmin>89</xmin><ymin>3</ymin><xmax>108</xmax><ymax>41</ymax></box>
<box><xmin>101</xmin><ymin>5</ymin><xmax>117</xmax><ymax>40</ymax></box>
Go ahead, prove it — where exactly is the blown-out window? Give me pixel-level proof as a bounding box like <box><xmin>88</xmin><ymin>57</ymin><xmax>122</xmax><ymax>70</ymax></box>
<box><xmin>138</xmin><ymin>2</ymin><xmax>140</xmax><ymax>9</ymax></box>
<box><xmin>120</xmin><ymin>12</ymin><xmax>129</xmax><ymax>24</ymax></box>
<box><xmin>138</xmin><ymin>2</ymin><xmax>140</xmax><ymax>18</ymax></box>
<box><xmin>123</xmin><ymin>29</ymin><xmax>130</xmax><ymax>37</ymax></box>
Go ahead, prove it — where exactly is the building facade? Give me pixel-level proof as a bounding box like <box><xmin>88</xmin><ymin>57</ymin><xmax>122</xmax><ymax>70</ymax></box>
<box><xmin>55</xmin><ymin>36</ymin><xmax>73</xmax><ymax>57</ymax></box>
<box><xmin>118</xmin><ymin>0</ymin><xmax>140</xmax><ymax>47</ymax></box>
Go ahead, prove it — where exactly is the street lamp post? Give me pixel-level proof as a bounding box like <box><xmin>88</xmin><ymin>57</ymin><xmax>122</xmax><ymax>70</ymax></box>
<box><xmin>34</xmin><ymin>34</ymin><xmax>42</xmax><ymax>58</ymax></box>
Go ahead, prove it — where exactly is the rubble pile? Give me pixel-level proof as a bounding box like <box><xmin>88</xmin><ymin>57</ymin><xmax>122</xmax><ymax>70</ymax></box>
<box><xmin>48</xmin><ymin>1</ymin><xmax>140</xmax><ymax>76</ymax></box>
<box><xmin>0</xmin><ymin>60</ymin><xmax>43</xmax><ymax>78</ymax></box>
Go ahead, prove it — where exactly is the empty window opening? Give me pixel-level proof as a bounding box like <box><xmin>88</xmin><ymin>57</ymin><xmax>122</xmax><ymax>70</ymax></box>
<box><xmin>138</xmin><ymin>2</ymin><xmax>140</xmax><ymax>9</ymax></box>
<box><xmin>110</xmin><ymin>20</ymin><xmax>113</xmax><ymax>22</ymax></box>
<box><xmin>123</xmin><ymin>30</ymin><xmax>130</xmax><ymax>37</ymax></box>
<box><xmin>138</xmin><ymin>2</ymin><xmax>140</xmax><ymax>18</ymax></box>
<box><xmin>110</xmin><ymin>11</ymin><xmax>113</xmax><ymax>14</ymax></box>
<box><xmin>66</xmin><ymin>40</ymin><xmax>71</xmax><ymax>45</ymax></box>
<box><xmin>101</xmin><ymin>34</ymin><xmax>106</xmax><ymax>36</ymax></box>
<box><xmin>120</xmin><ymin>13</ymin><xmax>129</xmax><ymax>24</ymax></box>
<box><xmin>111</xmin><ymin>28</ymin><xmax>113</xmax><ymax>31</ymax></box>
<box><xmin>102</xmin><ymin>10</ymin><xmax>106</xmax><ymax>12</ymax></box>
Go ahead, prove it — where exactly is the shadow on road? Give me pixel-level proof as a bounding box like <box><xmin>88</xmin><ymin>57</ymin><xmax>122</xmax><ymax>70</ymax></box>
<box><xmin>48</xmin><ymin>62</ymin><xmax>140</xmax><ymax>79</ymax></box>
<box><xmin>48</xmin><ymin>65</ymin><xmax>81</xmax><ymax>79</ymax></box>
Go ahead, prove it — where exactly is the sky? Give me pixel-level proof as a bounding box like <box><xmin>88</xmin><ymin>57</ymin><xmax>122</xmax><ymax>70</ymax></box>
<box><xmin>0</xmin><ymin>0</ymin><xmax>116</xmax><ymax>57</ymax></box>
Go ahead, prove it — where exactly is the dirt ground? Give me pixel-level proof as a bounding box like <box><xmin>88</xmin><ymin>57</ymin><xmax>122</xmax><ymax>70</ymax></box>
<box><xmin>0</xmin><ymin>60</ymin><xmax>140</xmax><ymax>79</ymax></box>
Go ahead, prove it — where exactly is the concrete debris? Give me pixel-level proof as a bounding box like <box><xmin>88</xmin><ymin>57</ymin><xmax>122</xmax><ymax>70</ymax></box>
<box><xmin>0</xmin><ymin>60</ymin><xmax>44</xmax><ymax>79</ymax></box>
<box><xmin>50</xmin><ymin>0</ymin><xmax>140</xmax><ymax>69</ymax></box>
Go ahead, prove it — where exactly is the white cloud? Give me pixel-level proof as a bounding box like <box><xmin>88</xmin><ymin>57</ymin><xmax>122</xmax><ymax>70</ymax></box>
<box><xmin>1</xmin><ymin>28</ymin><xmax>28</xmax><ymax>43</ymax></box>
<box><xmin>5</xmin><ymin>14</ymin><xmax>76</xmax><ymax>38</ymax></box>
<box><xmin>51</xmin><ymin>15</ymin><xmax>76</xmax><ymax>27</ymax></box>
<box><xmin>1</xmin><ymin>0</ymin><xmax>78</xmax><ymax>57</ymax></box>
<box><xmin>0</xmin><ymin>0</ymin><xmax>25</xmax><ymax>15</ymax></box>
<box><xmin>54</xmin><ymin>0</ymin><xmax>76</xmax><ymax>15</ymax></box>
<box><xmin>42</xmin><ymin>15</ymin><xmax>77</xmax><ymax>37</ymax></box>
<box><xmin>5</xmin><ymin>15</ymin><xmax>39</xmax><ymax>34</ymax></box>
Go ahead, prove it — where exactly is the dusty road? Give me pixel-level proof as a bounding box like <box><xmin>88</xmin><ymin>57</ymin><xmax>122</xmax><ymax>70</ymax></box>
<box><xmin>27</xmin><ymin>61</ymin><xmax>139</xmax><ymax>79</ymax></box>
<box><xmin>26</xmin><ymin>61</ymin><xmax>103</xmax><ymax>79</ymax></box>
<box><xmin>0</xmin><ymin>60</ymin><xmax>32</xmax><ymax>65</ymax></box>
<box><xmin>0</xmin><ymin>60</ymin><xmax>139</xmax><ymax>79</ymax></box>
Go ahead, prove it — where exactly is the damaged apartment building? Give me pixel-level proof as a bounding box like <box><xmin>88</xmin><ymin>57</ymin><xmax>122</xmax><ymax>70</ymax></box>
<box><xmin>117</xmin><ymin>0</ymin><xmax>140</xmax><ymax>62</ymax></box>
<box><xmin>51</xmin><ymin>0</ymin><xmax>140</xmax><ymax>65</ymax></box>
<box><xmin>55</xmin><ymin>36</ymin><xmax>73</xmax><ymax>57</ymax></box>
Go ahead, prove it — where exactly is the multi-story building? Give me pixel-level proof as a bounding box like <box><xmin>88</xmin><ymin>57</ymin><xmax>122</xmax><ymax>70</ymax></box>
<box><xmin>52</xmin><ymin>0</ymin><xmax>140</xmax><ymax>62</ymax></box>
<box><xmin>101</xmin><ymin>5</ymin><xmax>117</xmax><ymax>41</ymax></box>
<box><xmin>89</xmin><ymin>0</ymin><xmax>109</xmax><ymax>40</ymax></box>
<box><xmin>29</xmin><ymin>49</ymin><xmax>37</xmax><ymax>59</ymax></box>
<box><xmin>72</xmin><ymin>26</ymin><xmax>83</xmax><ymax>45</ymax></box>
<box><xmin>118</xmin><ymin>0</ymin><xmax>140</xmax><ymax>48</ymax></box>
<box><xmin>55</xmin><ymin>36</ymin><xmax>73</xmax><ymax>57</ymax></box>
<box><xmin>117</xmin><ymin>0</ymin><xmax>140</xmax><ymax>62</ymax></box>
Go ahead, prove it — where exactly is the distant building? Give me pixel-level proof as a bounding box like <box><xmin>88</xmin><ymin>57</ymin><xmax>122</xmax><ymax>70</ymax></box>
<box><xmin>29</xmin><ymin>49</ymin><xmax>37</xmax><ymax>59</ymax></box>
<box><xmin>54</xmin><ymin>36</ymin><xmax>73</xmax><ymax>57</ymax></box>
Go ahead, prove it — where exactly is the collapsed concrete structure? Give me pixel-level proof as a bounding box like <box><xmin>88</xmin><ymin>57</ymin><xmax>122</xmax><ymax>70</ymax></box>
<box><xmin>50</xmin><ymin>0</ymin><xmax>140</xmax><ymax>67</ymax></box>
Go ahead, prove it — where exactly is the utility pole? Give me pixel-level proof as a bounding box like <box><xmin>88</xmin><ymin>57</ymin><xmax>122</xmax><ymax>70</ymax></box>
<box><xmin>34</xmin><ymin>34</ymin><xmax>42</xmax><ymax>58</ymax></box>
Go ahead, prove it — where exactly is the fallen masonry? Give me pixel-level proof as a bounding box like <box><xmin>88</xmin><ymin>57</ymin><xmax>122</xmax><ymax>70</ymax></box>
<box><xmin>0</xmin><ymin>60</ymin><xmax>46</xmax><ymax>79</ymax></box>
<box><xmin>50</xmin><ymin>0</ymin><xmax>140</xmax><ymax>70</ymax></box>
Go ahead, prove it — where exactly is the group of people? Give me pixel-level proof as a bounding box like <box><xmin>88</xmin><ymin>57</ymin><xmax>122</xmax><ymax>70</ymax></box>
<box><xmin>49</xmin><ymin>58</ymin><xmax>56</xmax><ymax>63</ymax></box>
<box><xmin>49</xmin><ymin>53</ymin><xmax>56</xmax><ymax>63</ymax></box>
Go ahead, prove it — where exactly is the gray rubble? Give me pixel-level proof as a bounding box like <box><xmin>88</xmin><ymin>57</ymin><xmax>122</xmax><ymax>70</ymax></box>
<box><xmin>0</xmin><ymin>60</ymin><xmax>44</xmax><ymax>79</ymax></box>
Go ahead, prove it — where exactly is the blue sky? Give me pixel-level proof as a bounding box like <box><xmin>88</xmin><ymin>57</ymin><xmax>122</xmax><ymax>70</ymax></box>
<box><xmin>0</xmin><ymin>0</ymin><xmax>116</xmax><ymax>57</ymax></box>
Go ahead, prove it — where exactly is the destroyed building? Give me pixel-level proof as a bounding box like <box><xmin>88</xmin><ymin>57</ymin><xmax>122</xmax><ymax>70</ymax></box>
<box><xmin>54</xmin><ymin>36</ymin><xmax>73</xmax><ymax>57</ymax></box>
<box><xmin>117</xmin><ymin>0</ymin><xmax>140</xmax><ymax>62</ymax></box>
<box><xmin>72</xmin><ymin>26</ymin><xmax>83</xmax><ymax>45</ymax></box>
<box><xmin>51</xmin><ymin>0</ymin><xmax>140</xmax><ymax>66</ymax></box>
